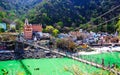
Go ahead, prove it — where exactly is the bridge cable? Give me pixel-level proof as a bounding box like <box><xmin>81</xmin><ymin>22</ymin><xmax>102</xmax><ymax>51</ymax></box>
<box><xmin>87</xmin><ymin>16</ymin><xmax>119</xmax><ymax>31</ymax></box>
<box><xmin>73</xmin><ymin>5</ymin><xmax>120</xmax><ymax>31</ymax></box>
<box><xmin>86</xmin><ymin>5</ymin><xmax>120</xmax><ymax>24</ymax></box>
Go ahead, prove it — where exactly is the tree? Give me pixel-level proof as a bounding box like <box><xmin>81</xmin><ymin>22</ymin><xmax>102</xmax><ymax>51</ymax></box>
<box><xmin>52</xmin><ymin>29</ymin><xmax>59</xmax><ymax>37</ymax></box>
<box><xmin>0</xmin><ymin>28</ymin><xmax>5</xmax><ymax>32</ymax></box>
<box><xmin>14</xmin><ymin>19</ymin><xmax>24</xmax><ymax>31</ymax></box>
<box><xmin>0</xmin><ymin>11</ymin><xmax>6</xmax><ymax>18</ymax></box>
<box><xmin>0</xmin><ymin>11</ymin><xmax>6</xmax><ymax>22</ymax></box>
<box><xmin>45</xmin><ymin>25</ymin><xmax>54</xmax><ymax>33</ymax></box>
<box><xmin>116</xmin><ymin>18</ymin><xmax>120</xmax><ymax>36</ymax></box>
<box><xmin>56</xmin><ymin>39</ymin><xmax>77</xmax><ymax>52</ymax></box>
<box><xmin>56</xmin><ymin>21</ymin><xmax>63</xmax><ymax>27</ymax></box>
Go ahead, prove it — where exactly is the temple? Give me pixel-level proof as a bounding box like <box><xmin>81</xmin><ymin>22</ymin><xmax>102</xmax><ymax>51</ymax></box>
<box><xmin>24</xmin><ymin>19</ymin><xmax>42</xmax><ymax>39</ymax></box>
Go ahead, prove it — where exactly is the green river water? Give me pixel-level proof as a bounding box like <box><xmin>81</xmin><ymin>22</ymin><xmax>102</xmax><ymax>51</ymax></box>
<box><xmin>1</xmin><ymin>52</ymin><xmax>120</xmax><ymax>75</ymax></box>
<box><xmin>0</xmin><ymin>58</ymin><xmax>108</xmax><ymax>75</ymax></box>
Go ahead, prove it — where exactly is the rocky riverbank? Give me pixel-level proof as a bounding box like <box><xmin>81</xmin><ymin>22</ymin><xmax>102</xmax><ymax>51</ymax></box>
<box><xmin>0</xmin><ymin>49</ymin><xmax>62</xmax><ymax>61</ymax></box>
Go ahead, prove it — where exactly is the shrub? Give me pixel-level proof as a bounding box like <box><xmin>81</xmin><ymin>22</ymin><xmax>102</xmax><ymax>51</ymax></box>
<box><xmin>0</xmin><ymin>35</ymin><xmax>16</xmax><ymax>41</ymax></box>
<box><xmin>0</xmin><ymin>28</ymin><xmax>5</xmax><ymax>33</ymax></box>
<box><xmin>110</xmin><ymin>37</ymin><xmax>119</xmax><ymax>43</ymax></box>
<box><xmin>52</xmin><ymin>29</ymin><xmax>59</xmax><ymax>37</ymax></box>
<box><xmin>56</xmin><ymin>39</ymin><xmax>77</xmax><ymax>52</ymax></box>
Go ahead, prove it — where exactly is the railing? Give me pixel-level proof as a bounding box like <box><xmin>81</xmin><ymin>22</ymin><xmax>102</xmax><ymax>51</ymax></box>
<box><xmin>79</xmin><ymin>55</ymin><xmax>120</xmax><ymax>69</ymax></box>
<box><xmin>22</xmin><ymin>41</ymin><xmax>120</xmax><ymax>74</ymax></box>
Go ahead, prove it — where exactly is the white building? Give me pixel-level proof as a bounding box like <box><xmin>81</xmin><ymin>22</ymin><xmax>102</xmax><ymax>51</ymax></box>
<box><xmin>10</xmin><ymin>22</ymin><xmax>16</xmax><ymax>30</ymax></box>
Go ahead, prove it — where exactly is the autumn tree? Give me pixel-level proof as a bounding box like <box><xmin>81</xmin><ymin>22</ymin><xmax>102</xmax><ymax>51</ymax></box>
<box><xmin>56</xmin><ymin>39</ymin><xmax>77</xmax><ymax>52</ymax></box>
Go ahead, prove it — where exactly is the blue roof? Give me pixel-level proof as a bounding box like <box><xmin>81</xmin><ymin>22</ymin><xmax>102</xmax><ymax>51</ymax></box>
<box><xmin>0</xmin><ymin>23</ymin><xmax>6</xmax><ymax>30</ymax></box>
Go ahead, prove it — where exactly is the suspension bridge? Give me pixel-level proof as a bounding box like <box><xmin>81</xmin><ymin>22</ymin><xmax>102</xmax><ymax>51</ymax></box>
<box><xmin>20</xmin><ymin>41</ymin><xmax>120</xmax><ymax>75</ymax></box>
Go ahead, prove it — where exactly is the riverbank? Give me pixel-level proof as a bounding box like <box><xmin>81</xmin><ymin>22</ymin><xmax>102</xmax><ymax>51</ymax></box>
<box><xmin>77</xmin><ymin>47</ymin><xmax>120</xmax><ymax>55</ymax></box>
<box><xmin>0</xmin><ymin>49</ymin><xmax>62</xmax><ymax>61</ymax></box>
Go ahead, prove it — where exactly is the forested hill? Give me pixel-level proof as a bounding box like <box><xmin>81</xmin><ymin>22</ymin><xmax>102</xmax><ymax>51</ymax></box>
<box><xmin>0</xmin><ymin>0</ymin><xmax>42</xmax><ymax>15</ymax></box>
<box><xmin>27</xmin><ymin>0</ymin><xmax>120</xmax><ymax>29</ymax></box>
<box><xmin>0</xmin><ymin>0</ymin><xmax>120</xmax><ymax>33</ymax></box>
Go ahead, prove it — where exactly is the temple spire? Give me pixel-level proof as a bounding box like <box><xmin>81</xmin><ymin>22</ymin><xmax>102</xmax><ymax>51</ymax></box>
<box><xmin>25</xmin><ymin>18</ymin><xmax>29</xmax><ymax>25</ymax></box>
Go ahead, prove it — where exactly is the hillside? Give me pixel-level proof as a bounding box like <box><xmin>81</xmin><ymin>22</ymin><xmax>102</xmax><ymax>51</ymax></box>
<box><xmin>0</xmin><ymin>0</ymin><xmax>42</xmax><ymax>15</ymax></box>
<box><xmin>27</xmin><ymin>0</ymin><xmax>120</xmax><ymax>33</ymax></box>
<box><xmin>0</xmin><ymin>0</ymin><xmax>120</xmax><ymax>33</ymax></box>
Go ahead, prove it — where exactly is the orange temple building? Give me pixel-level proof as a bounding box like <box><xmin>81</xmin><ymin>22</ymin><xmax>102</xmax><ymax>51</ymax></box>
<box><xmin>24</xmin><ymin>19</ymin><xmax>42</xmax><ymax>39</ymax></box>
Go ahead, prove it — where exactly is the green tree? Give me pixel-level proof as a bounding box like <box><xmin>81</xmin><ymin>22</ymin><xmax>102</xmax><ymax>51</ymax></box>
<box><xmin>14</xmin><ymin>19</ymin><xmax>24</xmax><ymax>32</ymax></box>
<box><xmin>52</xmin><ymin>29</ymin><xmax>59</xmax><ymax>37</ymax></box>
<box><xmin>0</xmin><ymin>28</ymin><xmax>5</xmax><ymax>32</ymax></box>
<box><xmin>0</xmin><ymin>25</ymin><xmax>5</xmax><ymax>32</ymax></box>
<box><xmin>8</xmin><ymin>11</ymin><xmax>16</xmax><ymax>20</ymax></box>
<box><xmin>0</xmin><ymin>11</ymin><xmax>6</xmax><ymax>22</ymax></box>
<box><xmin>0</xmin><ymin>11</ymin><xmax>6</xmax><ymax>18</ymax></box>
<box><xmin>116</xmin><ymin>18</ymin><xmax>120</xmax><ymax>36</ymax></box>
<box><xmin>45</xmin><ymin>25</ymin><xmax>54</xmax><ymax>33</ymax></box>
<box><xmin>56</xmin><ymin>21</ymin><xmax>63</xmax><ymax>27</ymax></box>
